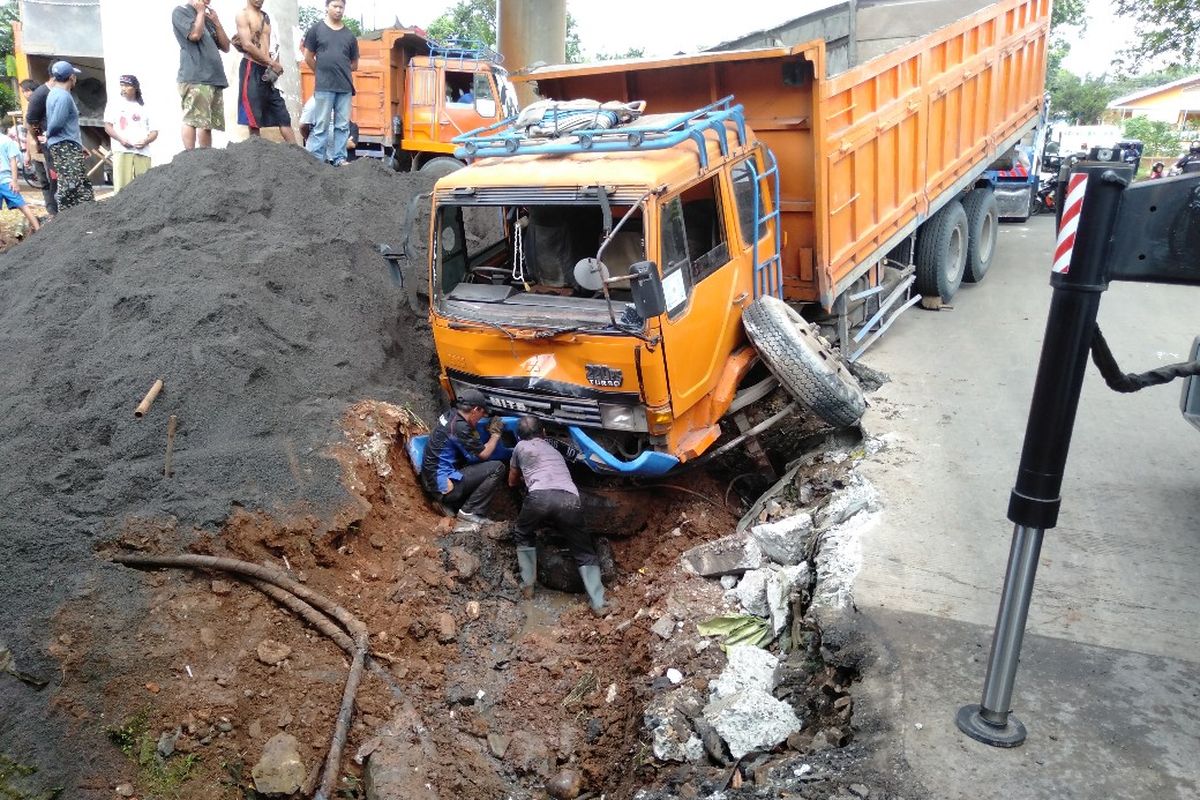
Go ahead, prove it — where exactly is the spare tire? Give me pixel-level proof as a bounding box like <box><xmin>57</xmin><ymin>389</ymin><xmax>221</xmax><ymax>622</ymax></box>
<box><xmin>419</xmin><ymin>157</ymin><xmax>464</xmax><ymax>179</ymax></box>
<box><xmin>962</xmin><ymin>188</ymin><xmax>999</xmax><ymax>283</ymax></box>
<box><xmin>742</xmin><ymin>296</ymin><xmax>866</xmax><ymax>428</ymax></box>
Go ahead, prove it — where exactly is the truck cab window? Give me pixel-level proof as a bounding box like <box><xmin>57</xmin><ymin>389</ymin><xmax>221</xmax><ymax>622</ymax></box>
<box><xmin>659</xmin><ymin>196</ymin><xmax>692</xmax><ymax>318</ymax></box>
<box><xmin>731</xmin><ymin>159</ymin><xmax>764</xmax><ymax>247</ymax></box>
<box><xmin>472</xmin><ymin>73</ymin><xmax>497</xmax><ymax>118</ymax></box>
<box><xmin>680</xmin><ymin>177</ymin><xmax>729</xmax><ymax>284</ymax></box>
<box><xmin>446</xmin><ymin>70</ymin><xmax>476</xmax><ymax>104</ymax></box>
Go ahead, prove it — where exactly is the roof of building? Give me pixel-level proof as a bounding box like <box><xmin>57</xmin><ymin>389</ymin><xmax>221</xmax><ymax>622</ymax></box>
<box><xmin>1108</xmin><ymin>73</ymin><xmax>1200</xmax><ymax>109</ymax></box>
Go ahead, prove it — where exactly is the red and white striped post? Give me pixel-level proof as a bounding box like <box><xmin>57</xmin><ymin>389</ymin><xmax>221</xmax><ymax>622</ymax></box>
<box><xmin>958</xmin><ymin>164</ymin><xmax>1132</xmax><ymax>747</ymax></box>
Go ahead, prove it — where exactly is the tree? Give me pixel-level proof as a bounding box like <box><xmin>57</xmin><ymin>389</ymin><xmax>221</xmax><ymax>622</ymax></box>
<box><xmin>1122</xmin><ymin>115</ymin><xmax>1178</xmax><ymax>156</ymax></box>
<box><xmin>298</xmin><ymin>5</ymin><xmax>363</xmax><ymax>37</ymax></box>
<box><xmin>0</xmin><ymin>1</ymin><xmax>19</xmax><ymax>115</ymax></box>
<box><xmin>593</xmin><ymin>48</ymin><xmax>645</xmax><ymax>62</ymax></box>
<box><xmin>1048</xmin><ymin>69</ymin><xmax>1116</xmax><ymax>125</ymax></box>
<box><xmin>427</xmin><ymin>0</ymin><xmax>584</xmax><ymax>63</ymax></box>
<box><xmin>1114</xmin><ymin>0</ymin><xmax>1200</xmax><ymax>65</ymax></box>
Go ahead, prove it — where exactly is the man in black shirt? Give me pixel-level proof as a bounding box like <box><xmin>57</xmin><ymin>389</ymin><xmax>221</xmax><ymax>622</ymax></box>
<box><xmin>21</xmin><ymin>78</ymin><xmax>56</xmax><ymax>216</ymax></box>
<box><xmin>172</xmin><ymin>0</ymin><xmax>231</xmax><ymax>149</ymax></box>
<box><xmin>302</xmin><ymin>0</ymin><xmax>358</xmax><ymax>166</ymax></box>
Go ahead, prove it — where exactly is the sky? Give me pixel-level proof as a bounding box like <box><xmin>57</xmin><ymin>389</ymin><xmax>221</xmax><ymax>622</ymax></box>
<box><xmin>307</xmin><ymin>0</ymin><xmax>1141</xmax><ymax>78</ymax></box>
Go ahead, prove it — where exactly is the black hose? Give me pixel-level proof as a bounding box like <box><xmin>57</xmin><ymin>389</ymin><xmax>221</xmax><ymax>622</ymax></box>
<box><xmin>1091</xmin><ymin>325</ymin><xmax>1200</xmax><ymax>393</ymax></box>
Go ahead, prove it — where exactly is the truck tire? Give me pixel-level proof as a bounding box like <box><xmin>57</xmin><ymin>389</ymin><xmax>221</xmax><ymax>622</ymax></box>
<box><xmin>742</xmin><ymin>296</ymin><xmax>866</xmax><ymax>428</ymax></box>
<box><xmin>915</xmin><ymin>200</ymin><xmax>968</xmax><ymax>302</ymax></box>
<box><xmin>962</xmin><ymin>188</ymin><xmax>998</xmax><ymax>283</ymax></box>
<box><xmin>419</xmin><ymin>157</ymin><xmax>464</xmax><ymax>179</ymax></box>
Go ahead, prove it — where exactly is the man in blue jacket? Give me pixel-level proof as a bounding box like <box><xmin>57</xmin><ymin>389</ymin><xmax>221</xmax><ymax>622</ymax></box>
<box><xmin>420</xmin><ymin>388</ymin><xmax>507</xmax><ymax>525</ymax></box>
<box><xmin>44</xmin><ymin>61</ymin><xmax>93</xmax><ymax>210</ymax></box>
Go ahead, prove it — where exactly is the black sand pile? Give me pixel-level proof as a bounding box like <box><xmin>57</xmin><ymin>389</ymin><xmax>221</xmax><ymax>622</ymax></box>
<box><xmin>0</xmin><ymin>139</ymin><xmax>442</xmax><ymax>778</ymax></box>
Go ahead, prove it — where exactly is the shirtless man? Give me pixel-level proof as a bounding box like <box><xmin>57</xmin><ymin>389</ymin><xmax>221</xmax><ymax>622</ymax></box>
<box><xmin>234</xmin><ymin>0</ymin><xmax>295</xmax><ymax>142</ymax></box>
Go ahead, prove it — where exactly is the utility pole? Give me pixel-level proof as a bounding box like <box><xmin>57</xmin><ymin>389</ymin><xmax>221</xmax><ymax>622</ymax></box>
<box><xmin>497</xmin><ymin>0</ymin><xmax>566</xmax><ymax>106</ymax></box>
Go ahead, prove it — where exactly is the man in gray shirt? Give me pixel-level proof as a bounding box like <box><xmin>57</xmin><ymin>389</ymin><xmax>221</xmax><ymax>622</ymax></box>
<box><xmin>302</xmin><ymin>0</ymin><xmax>359</xmax><ymax>165</ymax></box>
<box><xmin>172</xmin><ymin>0</ymin><xmax>231</xmax><ymax>149</ymax></box>
<box><xmin>508</xmin><ymin>416</ymin><xmax>605</xmax><ymax>613</ymax></box>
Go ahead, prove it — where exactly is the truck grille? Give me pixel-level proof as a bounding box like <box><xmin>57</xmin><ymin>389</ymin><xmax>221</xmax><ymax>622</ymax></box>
<box><xmin>451</xmin><ymin>379</ymin><xmax>603</xmax><ymax>427</ymax></box>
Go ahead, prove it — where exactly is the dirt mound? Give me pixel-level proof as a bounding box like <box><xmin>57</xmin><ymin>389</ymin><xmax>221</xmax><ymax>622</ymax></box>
<box><xmin>0</xmin><ymin>139</ymin><xmax>441</xmax><ymax>789</ymax></box>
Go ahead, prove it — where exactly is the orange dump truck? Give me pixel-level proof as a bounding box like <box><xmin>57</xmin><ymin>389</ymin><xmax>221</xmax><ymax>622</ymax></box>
<box><xmin>414</xmin><ymin>0</ymin><xmax>1050</xmax><ymax>477</ymax></box>
<box><xmin>299</xmin><ymin>30</ymin><xmax>519</xmax><ymax>172</ymax></box>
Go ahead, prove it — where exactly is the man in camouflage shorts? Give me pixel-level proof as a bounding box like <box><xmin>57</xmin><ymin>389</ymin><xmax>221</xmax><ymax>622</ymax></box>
<box><xmin>172</xmin><ymin>0</ymin><xmax>231</xmax><ymax>149</ymax></box>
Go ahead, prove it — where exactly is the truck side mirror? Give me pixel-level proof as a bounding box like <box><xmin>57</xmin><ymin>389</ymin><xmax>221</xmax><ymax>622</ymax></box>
<box><xmin>628</xmin><ymin>261</ymin><xmax>666</xmax><ymax>319</ymax></box>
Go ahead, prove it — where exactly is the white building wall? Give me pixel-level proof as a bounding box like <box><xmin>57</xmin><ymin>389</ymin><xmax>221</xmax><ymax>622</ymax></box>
<box><xmin>98</xmin><ymin>0</ymin><xmax>300</xmax><ymax>166</ymax></box>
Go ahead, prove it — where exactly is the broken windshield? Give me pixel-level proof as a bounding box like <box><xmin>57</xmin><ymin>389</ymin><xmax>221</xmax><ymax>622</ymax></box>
<box><xmin>432</xmin><ymin>196</ymin><xmax>650</xmax><ymax>331</ymax></box>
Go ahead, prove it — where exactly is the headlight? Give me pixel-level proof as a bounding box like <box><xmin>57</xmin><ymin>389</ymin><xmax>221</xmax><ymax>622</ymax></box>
<box><xmin>599</xmin><ymin>404</ymin><xmax>648</xmax><ymax>432</ymax></box>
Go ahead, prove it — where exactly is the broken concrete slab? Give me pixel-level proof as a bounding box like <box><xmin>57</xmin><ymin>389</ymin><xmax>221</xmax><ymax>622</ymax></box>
<box><xmin>651</xmin><ymin>616</ymin><xmax>677</xmax><ymax>640</ymax></box>
<box><xmin>702</xmin><ymin>688</ymin><xmax>804</xmax><ymax>759</ymax></box>
<box><xmin>814</xmin><ymin>472</ymin><xmax>879</xmax><ymax>530</ymax></box>
<box><xmin>750</xmin><ymin>513</ymin><xmax>814</xmax><ymax>565</ymax></box>
<box><xmin>734</xmin><ymin>569</ymin><xmax>770</xmax><ymax>617</ymax></box>
<box><xmin>681</xmin><ymin>534</ymin><xmax>764</xmax><ymax>577</ymax></box>
<box><xmin>710</xmin><ymin>645</ymin><xmax>780</xmax><ymax>699</ymax></box>
<box><xmin>767</xmin><ymin>563</ymin><xmax>810</xmax><ymax>635</ymax></box>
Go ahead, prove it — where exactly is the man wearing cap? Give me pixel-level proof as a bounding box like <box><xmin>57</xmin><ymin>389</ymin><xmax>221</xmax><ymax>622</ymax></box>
<box><xmin>44</xmin><ymin>61</ymin><xmax>94</xmax><ymax>210</ymax></box>
<box><xmin>21</xmin><ymin>77</ymin><xmax>57</xmax><ymax>216</ymax></box>
<box><xmin>420</xmin><ymin>388</ymin><xmax>507</xmax><ymax>526</ymax></box>
<box><xmin>507</xmin><ymin>416</ymin><xmax>606</xmax><ymax>614</ymax></box>
<box><xmin>104</xmin><ymin>75</ymin><xmax>158</xmax><ymax>192</ymax></box>
<box><xmin>172</xmin><ymin>0</ymin><xmax>231</xmax><ymax>150</ymax></box>
<box><xmin>234</xmin><ymin>0</ymin><xmax>295</xmax><ymax>143</ymax></box>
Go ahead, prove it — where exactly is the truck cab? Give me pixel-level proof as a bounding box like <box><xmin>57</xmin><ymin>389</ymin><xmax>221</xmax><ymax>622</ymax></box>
<box><xmin>300</xmin><ymin>30</ymin><xmax>519</xmax><ymax>169</ymax></box>
<box><xmin>427</xmin><ymin>102</ymin><xmax>782</xmax><ymax>474</ymax></box>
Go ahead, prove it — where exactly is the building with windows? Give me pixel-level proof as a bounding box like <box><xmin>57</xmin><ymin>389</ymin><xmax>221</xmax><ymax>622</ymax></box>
<box><xmin>1107</xmin><ymin>74</ymin><xmax>1200</xmax><ymax>130</ymax></box>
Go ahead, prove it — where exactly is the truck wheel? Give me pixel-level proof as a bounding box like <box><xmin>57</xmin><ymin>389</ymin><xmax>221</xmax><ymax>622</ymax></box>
<box><xmin>742</xmin><ymin>296</ymin><xmax>866</xmax><ymax>428</ymax></box>
<box><xmin>419</xmin><ymin>157</ymin><xmax>464</xmax><ymax>178</ymax></box>
<box><xmin>962</xmin><ymin>188</ymin><xmax>998</xmax><ymax>283</ymax></box>
<box><xmin>915</xmin><ymin>200</ymin><xmax>968</xmax><ymax>302</ymax></box>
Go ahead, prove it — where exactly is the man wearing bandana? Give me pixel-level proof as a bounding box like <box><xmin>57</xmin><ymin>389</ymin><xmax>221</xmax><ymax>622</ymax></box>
<box><xmin>103</xmin><ymin>75</ymin><xmax>159</xmax><ymax>192</ymax></box>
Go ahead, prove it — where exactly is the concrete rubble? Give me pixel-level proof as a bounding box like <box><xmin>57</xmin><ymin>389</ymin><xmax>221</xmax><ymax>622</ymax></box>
<box><xmin>251</xmin><ymin>733</ymin><xmax>306</xmax><ymax>796</ymax></box>
<box><xmin>750</xmin><ymin>512</ymin><xmax>814</xmax><ymax>565</ymax></box>
<box><xmin>680</xmin><ymin>534</ymin><xmax>765</xmax><ymax>577</ymax></box>
<box><xmin>709</xmin><ymin>645</ymin><xmax>780</xmax><ymax>698</ymax></box>
<box><xmin>702</xmin><ymin>688</ymin><xmax>803</xmax><ymax>759</ymax></box>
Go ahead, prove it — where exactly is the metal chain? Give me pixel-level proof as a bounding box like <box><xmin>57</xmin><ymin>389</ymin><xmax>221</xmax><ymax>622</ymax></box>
<box><xmin>1090</xmin><ymin>324</ymin><xmax>1200</xmax><ymax>393</ymax></box>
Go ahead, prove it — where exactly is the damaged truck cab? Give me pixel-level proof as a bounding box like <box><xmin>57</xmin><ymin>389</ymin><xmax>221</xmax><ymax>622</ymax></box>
<box><xmin>428</xmin><ymin>101</ymin><xmax>783</xmax><ymax>475</ymax></box>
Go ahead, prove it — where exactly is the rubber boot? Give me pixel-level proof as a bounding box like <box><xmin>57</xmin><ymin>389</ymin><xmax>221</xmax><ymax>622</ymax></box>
<box><xmin>578</xmin><ymin>565</ymin><xmax>606</xmax><ymax>615</ymax></box>
<box><xmin>517</xmin><ymin>547</ymin><xmax>538</xmax><ymax>600</ymax></box>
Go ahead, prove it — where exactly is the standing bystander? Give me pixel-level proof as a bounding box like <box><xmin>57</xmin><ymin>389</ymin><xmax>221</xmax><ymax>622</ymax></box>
<box><xmin>302</xmin><ymin>0</ymin><xmax>359</xmax><ymax>166</ymax></box>
<box><xmin>234</xmin><ymin>0</ymin><xmax>295</xmax><ymax>143</ymax></box>
<box><xmin>0</xmin><ymin>124</ymin><xmax>41</xmax><ymax>234</ymax></box>
<box><xmin>507</xmin><ymin>416</ymin><xmax>606</xmax><ymax>614</ymax></box>
<box><xmin>103</xmin><ymin>75</ymin><xmax>158</xmax><ymax>193</ymax></box>
<box><xmin>172</xmin><ymin>0</ymin><xmax>231</xmax><ymax>150</ymax></box>
<box><xmin>44</xmin><ymin>61</ymin><xmax>94</xmax><ymax>211</ymax></box>
<box><xmin>21</xmin><ymin>77</ymin><xmax>57</xmax><ymax>217</ymax></box>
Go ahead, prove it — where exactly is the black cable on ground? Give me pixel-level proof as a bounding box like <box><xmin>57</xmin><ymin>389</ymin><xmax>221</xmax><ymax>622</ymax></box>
<box><xmin>1091</xmin><ymin>324</ymin><xmax>1200</xmax><ymax>393</ymax></box>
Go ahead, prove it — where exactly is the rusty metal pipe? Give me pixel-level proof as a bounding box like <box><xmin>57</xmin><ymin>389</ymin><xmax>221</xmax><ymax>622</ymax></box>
<box><xmin>134</xmin><ymin>379</ymin><xmax>164</xmax><ymax>418</ymax></box>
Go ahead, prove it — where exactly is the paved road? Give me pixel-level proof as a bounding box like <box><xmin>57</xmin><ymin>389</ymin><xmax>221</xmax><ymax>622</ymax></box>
<box><xmin>850</xmin><ymin>214</ymin><xmax>1200</xmax><ymax>799</ymax></box>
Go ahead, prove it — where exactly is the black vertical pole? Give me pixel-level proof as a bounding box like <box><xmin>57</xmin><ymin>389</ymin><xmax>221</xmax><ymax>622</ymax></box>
<box><xmin>956</xmin><ymin>165</ymin><xmax>1130</xmax><ymax>747</ymax></box>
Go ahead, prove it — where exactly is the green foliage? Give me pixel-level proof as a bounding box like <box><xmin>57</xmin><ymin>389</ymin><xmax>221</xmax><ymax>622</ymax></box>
<box><xmin>427</xmin><ymin>0</ymin><xmax>584</xmax><ymax>63</ymax></box>
<box><xmin>1051</xmin><ymin>0</ymin><xmax>1089</xmax><ymax>29</ymax></box>
<box><xmin>0</xmin><ymin>1</ymin><xmax>17</xmax><ymax>74</ymax></box>
<box><xmin>1123</xmin><ymin>115</ymin><xmax>1179</xmax><ymax>155</ymax></box>
<box><xmin>427</xmin><ymin>0</ymin><xmax>497</xmax><ymax>47</ymax></box>
<box><xmin>0</xmin><ymin>84</ymin><xmax>17</xmax><ymax>116</ymax></box>
<box><xmin>1048</xmin><ymin>69</ymin><xmax>1116</xmax><ymax>125</ymax></box>
<box><xmin>106</xmin><ymin>711</ymin><xmax>199</xmax><ymax>800</ymax></box>
<box><xmin>1114</xmin><ymin>0</ymin><xmax>1200</xmax><ymax>65</ymax></box>
<box><xmin>298</xmin><ymin>5</ymin><xmax>363</xmax><ymax>37</ymax></box>
<box><xmin>592</xmin><ymin>47</ymin><xmax>645</xmax><ymax>62</ymax></box>
<box><xmin>0</xmin><ymin>754</ymin><xmax>63</xmax><ymax>800</ymax></box>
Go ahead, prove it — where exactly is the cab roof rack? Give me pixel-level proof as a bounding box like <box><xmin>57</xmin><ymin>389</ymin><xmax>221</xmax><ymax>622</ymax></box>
<box><xmin>427</xmin><ymin>37</ymin><xmax>502</xmax><ymax>66</ymax></box>
<box><xmin>453</xmin><ymin>96</ymin><xmax>748</xmax><ymax>168</ymax></box>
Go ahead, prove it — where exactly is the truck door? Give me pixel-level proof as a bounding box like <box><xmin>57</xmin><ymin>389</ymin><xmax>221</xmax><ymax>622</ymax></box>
<box><xmin>656</xmin><ymin>174</ymin><xmax>746</xmax><ymax>415</ymax></box>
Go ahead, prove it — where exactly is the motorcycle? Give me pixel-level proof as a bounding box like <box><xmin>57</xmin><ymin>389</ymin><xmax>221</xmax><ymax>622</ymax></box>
<box><xmin>1031</xmin><ymin>175</ymin><xmax>1057</xmax><ymax>216</ymax></box>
